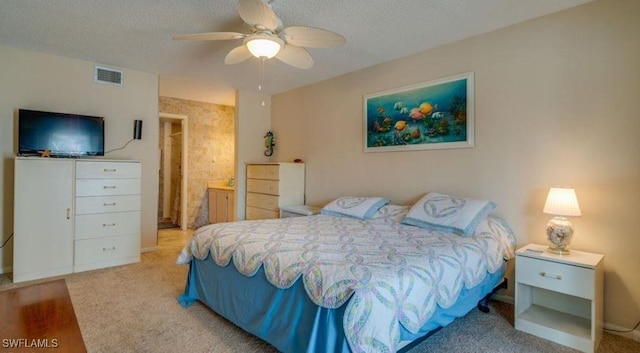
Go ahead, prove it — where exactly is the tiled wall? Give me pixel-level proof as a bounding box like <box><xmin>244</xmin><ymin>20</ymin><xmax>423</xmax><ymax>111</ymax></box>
<box><xmin>159</xmin><ymin>97</ymin><xmax>235</xmax><ymax>228</ymax></box>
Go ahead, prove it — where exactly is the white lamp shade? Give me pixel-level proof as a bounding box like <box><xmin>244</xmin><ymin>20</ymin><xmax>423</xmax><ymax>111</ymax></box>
<box><xmin>543</xmin><ymin>187</ymin><xmax>582</xmax><ymax>217</ymax></box>
<box><xmin>245</xmin><ymin>35</ymin><xmax>283</xmax><ymax>59</ymax></box>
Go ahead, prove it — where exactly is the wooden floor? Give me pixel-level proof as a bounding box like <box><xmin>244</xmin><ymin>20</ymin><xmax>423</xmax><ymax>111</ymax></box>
<box><xmin>0</xmin><ymin>279</ymin><xmax>86</xmax><ymax>353</ymax></box>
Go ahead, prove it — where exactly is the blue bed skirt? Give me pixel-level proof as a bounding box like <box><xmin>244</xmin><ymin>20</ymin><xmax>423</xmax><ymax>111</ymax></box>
<box><xmin>179</xmin><ymin>256</ymin><xmax>504</xmax><ymax>353</ymax></box>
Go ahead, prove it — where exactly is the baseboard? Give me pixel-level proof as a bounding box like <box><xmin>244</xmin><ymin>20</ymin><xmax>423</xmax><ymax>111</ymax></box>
<box><xmin>141</xmin><ymin>246</ymin><xmax>159</xmax><ymax>253</ymax></box>
<box><xmin>604</xmin><ymin>322</ymin><xmax>640</xmax><ymax>342</ymax></box>
<box><xmin>0</xmin><ymin>266</ymin><xmax>13</xmax><ymax>275</ymax></box>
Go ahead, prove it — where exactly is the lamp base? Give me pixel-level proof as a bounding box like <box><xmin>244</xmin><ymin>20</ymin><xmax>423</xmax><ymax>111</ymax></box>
<box><xmin>546</xmin><ymin>216</ymin><xmax>573</xmax><ymax>255</ymax></box>
<box><xmin>547</xmin><ymin>246</ymin><xmax>571</xmax><ymax>255</ymax></box>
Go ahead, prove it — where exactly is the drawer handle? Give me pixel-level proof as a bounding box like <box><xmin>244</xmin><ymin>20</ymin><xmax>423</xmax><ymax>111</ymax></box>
<box><xmin>540</xmin><ymin>272</ymin><xmax>562</xmax><ymax>280</ymax></box>
<box><xmin>102</xmin><ymin>246</ymin><xmax>116</xmax><ymax>251</ymax></box>
<box><xmin>103</xmin><ymin>202</ymin><xmax>117</xmax><ymax>206</ymax></box>
<box><xmin>102</xmin><ymin>223</ymin><xmax>116</xmax><ymax>227</ymax></box>
<box><xmin>104</xmin><ymin>168</ymin><xmax>117</xmax><ymax>172</ymax></box>
<box><xmin>103</xmin><ymin>186</ymin><xmax>117</xmax><ymax>189</ymax></box>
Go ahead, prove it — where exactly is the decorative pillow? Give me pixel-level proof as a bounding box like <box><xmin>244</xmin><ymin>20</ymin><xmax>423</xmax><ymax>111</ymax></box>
<box><xmin>370</xmin><ymin>205</ymin><xmax>410</xmax><ymax>224</ymax></box>
<box><xmin>401</xmin><ymin>192</ymin><xmax>496</xmax><ymax>236</ymax></box>
<box><xmin>321</xmin><ymin>197</ymin><xmax>390</xmax><ymax>220</ymax></box>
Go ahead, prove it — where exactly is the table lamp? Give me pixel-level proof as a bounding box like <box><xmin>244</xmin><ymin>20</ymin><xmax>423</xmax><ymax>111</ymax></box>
<box><xmin>543</xmin><ymin>187</ymin><xmax>582</xmax><ymax>254</ymax></box>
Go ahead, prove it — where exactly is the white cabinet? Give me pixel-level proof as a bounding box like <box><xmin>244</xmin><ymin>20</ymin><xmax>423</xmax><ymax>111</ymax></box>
<box><xmin>515</xmin><ymin>244</ymin><xmax>603</xmax><ymax>353</ymax></box>
<box><xmin>12</xmin><ymin>158</ymin><xmax>141</xmax><ymax>283</ymax></box>
<box><xmin>208</xmin><ymin>188</ymin><xmax>234</xmax><ymax>224</ymax></box>
<box><xmin>245</xmin><ymin>163</ymin><xmax>305</xmax><ymax>220</ymax></box>
<box><xmin>13</xmin><ymin>159</ymin><xmax>74</xmax><ymax>283</ymax></box>
<box><xmin>74</xmin><ymin>161</ymin><xmax>141</xmax><ymax>272</ymax></box>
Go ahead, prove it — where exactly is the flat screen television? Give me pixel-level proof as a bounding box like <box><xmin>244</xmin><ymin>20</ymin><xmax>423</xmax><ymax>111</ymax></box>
<box><xmin>18</xmin><ymin>109</ymin><xmax>105</xmax><ymax>157</ymax></box>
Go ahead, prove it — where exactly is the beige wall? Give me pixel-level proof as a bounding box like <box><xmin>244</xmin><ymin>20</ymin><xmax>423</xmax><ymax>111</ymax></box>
<box><xmin>272</xmin><ymin>0</ymin><xmax>640</xmax><ymax>330</ymax></box>
<box><xmin>0</xmin><ymin>45</ymin><xmax>160</xmax><ymax>271</ymax></box>
<box><xmin>234</xmin><ymin>90</ymin><xmax>272</xmax><ymax>220</ymax></box>
<box><xmin>158</xmin><ymin>97</ymin><xmax>235</xmax><ymax>228</ymax></box>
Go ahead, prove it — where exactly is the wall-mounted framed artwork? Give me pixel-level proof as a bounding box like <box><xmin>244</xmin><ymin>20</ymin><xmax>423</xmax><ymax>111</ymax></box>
<box><xmin>364</xmin><ymin>72</ymin><xmax>474</xmax><ymax>152</ymax></box>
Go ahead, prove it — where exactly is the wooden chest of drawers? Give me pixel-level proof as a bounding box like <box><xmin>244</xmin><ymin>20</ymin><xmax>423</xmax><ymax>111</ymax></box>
<box><xmin>245</xmin><ymin>163</ymin><xmax>305</xmax><ymax>220</ymax></box>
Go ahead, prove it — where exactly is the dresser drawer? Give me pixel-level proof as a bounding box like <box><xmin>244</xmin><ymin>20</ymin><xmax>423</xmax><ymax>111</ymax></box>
<box><xmin>74</xmin><ymin>234</ymin><xmax>139</xmax><ymax>267</ymax></box>
<box><xmin>76</xmin><ymin>179</ymin><xmax>141</xmax><ymax>197</ymax></box>
<box><xmin>246</xmin><ymin>192</ymin><xmax>279</xmax><ymax>211</ymax></box>
<box><xmin>76</xmin><ymin>161</ymin><xmax>141</xmax><ymax>179</ymax></box>
<box><xmin>246</xmin><ymin>179</ymin><xmax>279</xmax><ymax>195</ymax></box>
<box><xmin>76</xmin><ymin>195</ymin><xmax>141</xmax><ymax>215</ymax></box>
<box><xmin>75</xmin><ymin>211</ymin><xmax>140</xmax><ymax>240</ymax></box>
<box><xmin>247</xmin><ymin>165</ymin><xmax>279</xmax><ymax>180</ymax></box>
<box><xmin>246</xmin><ymin>206</ymin><xmax>279</xmax><ymax>220</ymax></box>
<box><xmin>516</xmin><ymin>256</ymin><xmax>595</xmax><ymax>299</ymax></box>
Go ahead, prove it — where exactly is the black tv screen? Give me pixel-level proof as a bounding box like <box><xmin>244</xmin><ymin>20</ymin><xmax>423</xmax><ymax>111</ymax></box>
<box><xmin>18</xmin><ymin>109</ymin><xmax>105</xmax><ymax>157</ymax></box>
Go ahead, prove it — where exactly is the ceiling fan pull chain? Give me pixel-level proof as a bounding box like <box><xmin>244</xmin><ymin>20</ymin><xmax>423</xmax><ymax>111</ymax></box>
<box><xmin>259</xmin><ymin>57</ymin><xmax>266</xmax><ymax>106</ymax></box>
<box><xmin>259</xmin><ymin>57</ymin><xmax>265</xmax><ymax>91</ymax></box>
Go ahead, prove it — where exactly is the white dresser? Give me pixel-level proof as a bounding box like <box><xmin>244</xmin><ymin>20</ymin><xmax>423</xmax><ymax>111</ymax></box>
<box><xmin>13</xmin><ymin>158</ymin><xmax>141</xmax><ymax>283</ymax></box>
<box><xmin>74</xmin><ymin>161</ymin><xmax>141</xmax><ymax>272</ymax></box>
<box><xmin>245</xmin><ymin>163</ymin><xmax>305</xmax><ymax>220</ymax></box>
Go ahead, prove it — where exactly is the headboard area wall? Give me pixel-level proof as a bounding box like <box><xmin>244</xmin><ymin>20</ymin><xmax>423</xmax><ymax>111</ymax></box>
<box><xmin>271</xmin><ymin>0</ymin><xmax>640</xmax><ymax>333</ymax></box>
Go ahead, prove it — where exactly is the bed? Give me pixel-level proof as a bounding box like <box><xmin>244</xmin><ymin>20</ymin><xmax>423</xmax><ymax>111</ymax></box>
<box><xmin>177</xmin><ymin>198</ymin><xmax>516</xmax><ymax>353</ymax></box>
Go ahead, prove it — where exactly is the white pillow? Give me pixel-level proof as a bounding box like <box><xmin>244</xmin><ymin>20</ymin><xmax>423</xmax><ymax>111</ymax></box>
<box><xmin>369</xmin><ymin>205</ymin><xmax>410</xmax><ymax>223</ymax></box>
<box><xmin>402</xmin><ymin>192</ymin><xmax>496</xmax><ymax>236</ymax></box>
<box><xmin>321</xmin><ymin>197</ymin><xmax>390</xmax><ymax>220</ymax></box>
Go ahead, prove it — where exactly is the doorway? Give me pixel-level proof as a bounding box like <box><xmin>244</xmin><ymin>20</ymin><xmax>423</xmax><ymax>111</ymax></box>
<box><xmin>158</xmin><ymin>112</ymin><xmax>188</xmax><ymax>231</ymax></box>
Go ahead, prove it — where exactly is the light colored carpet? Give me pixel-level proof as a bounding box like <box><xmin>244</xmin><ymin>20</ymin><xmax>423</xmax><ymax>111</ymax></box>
<box><xmin>1</xmin><ymin>228</ymin><xmax>638</xmax><ymax>353</ymax></box>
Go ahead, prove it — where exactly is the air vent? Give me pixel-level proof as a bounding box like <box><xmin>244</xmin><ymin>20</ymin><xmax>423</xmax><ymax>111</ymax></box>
<box><xmin>95</xmin><ymin>66</ymin><xmax>123</xmax><ymax>85</ymax></box>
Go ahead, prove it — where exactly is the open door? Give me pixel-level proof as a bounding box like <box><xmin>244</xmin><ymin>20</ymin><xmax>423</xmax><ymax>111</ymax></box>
<box><xmin>158</xmin><ymin>112</ymin><xmax>188</xmax><ymax>231</ymax></box>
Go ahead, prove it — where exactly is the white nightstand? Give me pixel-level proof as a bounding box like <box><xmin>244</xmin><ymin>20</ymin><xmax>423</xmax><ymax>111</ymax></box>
<box><xmin>279</xmin><ymin>205</ymin><xmax>321</xmax><ymax>218</ymax></box>
<box><xmin>515</xmin><ymin>244</ymin><xmax>604</xmax><ymax>353</ymax></box>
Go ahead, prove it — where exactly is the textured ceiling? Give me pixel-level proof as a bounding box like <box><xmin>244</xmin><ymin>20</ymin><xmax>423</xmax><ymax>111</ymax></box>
<box><xmin>0</xmin><ymin>0</ymin><xmax>592</xmax><ymax>105</ymax></box>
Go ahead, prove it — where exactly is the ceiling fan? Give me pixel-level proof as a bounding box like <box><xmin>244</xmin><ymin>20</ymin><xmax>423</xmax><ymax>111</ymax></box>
<box><xmin>173</xmin><ymin>0</ymin><xmax>346</xmax><ymax>70</ymax></box>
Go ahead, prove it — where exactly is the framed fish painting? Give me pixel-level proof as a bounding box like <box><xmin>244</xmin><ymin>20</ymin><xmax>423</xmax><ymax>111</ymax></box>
<box><xmin>363</xmin><ymin>72</ymin><xmax>474</xmax><ymax>152</ymax></box>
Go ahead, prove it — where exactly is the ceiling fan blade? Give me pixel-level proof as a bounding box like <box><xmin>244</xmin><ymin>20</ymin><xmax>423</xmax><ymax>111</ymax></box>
<box><xmin>275</xmin><ymin>45</ymin><xmax>313</xmax><ymax>70</ymax></box>
<box><xmin>281</xmin><ymin>26</ymin><xmax>346</xmax><ymax>48</ymax></box>
<box><xmin>225</xmin><ymin>45</ymin><xmax>253</xmax><ymax>65</ymax></box>
<box><xmin>173</xmin><ymin>32</ymin><xmax>246</xmax><ymax>41</ymax></box>
<box><xmin>238</xmin><ymin>0</ymin><xmax>280</xmax><ymax>32</ymax></box>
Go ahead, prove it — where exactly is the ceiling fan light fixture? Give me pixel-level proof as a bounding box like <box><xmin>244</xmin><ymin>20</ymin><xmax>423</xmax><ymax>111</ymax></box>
<box><xmin>245</xmin><ymin>35</ymin><xmax>283</xmax><ymax>59</ymax></box>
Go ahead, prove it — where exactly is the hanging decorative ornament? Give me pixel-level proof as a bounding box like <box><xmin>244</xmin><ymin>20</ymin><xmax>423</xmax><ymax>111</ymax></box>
<box><xmin>264</xmin><ymin>131</ymin><xmax>275</xmax><ymax>157</ymax></box>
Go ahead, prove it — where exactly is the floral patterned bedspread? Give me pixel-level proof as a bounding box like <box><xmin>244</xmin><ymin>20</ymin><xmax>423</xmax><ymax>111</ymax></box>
<box><xmin>177</xmin><ymin>209</ymin><xmax>516</xmax><ymax>353</ymax></box>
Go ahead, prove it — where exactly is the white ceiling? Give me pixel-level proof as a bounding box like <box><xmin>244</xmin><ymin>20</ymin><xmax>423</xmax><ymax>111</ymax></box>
<box><xmin>0</xmin><ymin>0</ymin><xmax>592</xmax><ymax>105</ymax></box>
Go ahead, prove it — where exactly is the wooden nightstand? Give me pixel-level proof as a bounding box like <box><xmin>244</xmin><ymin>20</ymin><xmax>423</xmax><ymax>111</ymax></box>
<box><xmin>515</xmin><ymin>244</ymin><xmax>604</xmax><ymax>353</ymax></box>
